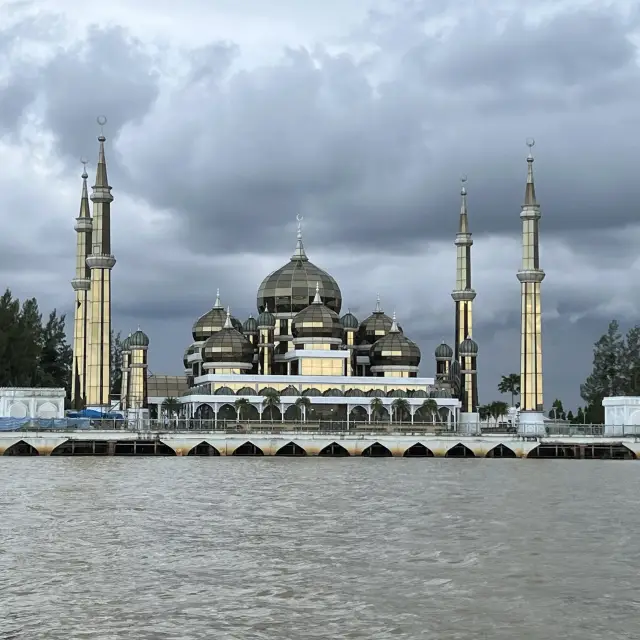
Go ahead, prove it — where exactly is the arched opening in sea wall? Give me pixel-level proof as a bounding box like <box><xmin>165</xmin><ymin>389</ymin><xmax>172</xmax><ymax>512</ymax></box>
<box><xmin>318</xmin><ymin>442</ymin><xmax>350</xmax><ymax>456</ymax></box>
<box><xmin>403</xmin><ymin>443</ymin><xmax>434</xmax><ymax>457</ymax></box>
<box><xmin>232</xmin><ymin>441</ymin><xmax>264</xmax><ymax>456</ymax></box>
<box><xmin>445</xmin><ymin>443</ymin><xmax>475</xmax><ymax>458</ymax></box>
<box><xmin>275</xmin><ymin>442</ymin><xmax>307</xmax><ymax>456</ymax></box>
<box><xmin>361</xmin><ymin>442</ymin><xmax>393</xmax><ymax>457</ymax></box>
<box><xmin>3</xmin><ymin>440</ymin><xmax>39</xmax><ymax>456</ymax></box>
<box><xmin>188</xmin><ymin>442</ymin><xmax>221</xmax><ymax>456</ymax></box>
<box><xmin>486</xmin><ymin>444</ymin><xmax>517</xmax><ymax>458</ymax></box>
<box><xmin>51</xmin><ymin>441</ymin><xmax>109</xmax><ymax>455</ymax></box>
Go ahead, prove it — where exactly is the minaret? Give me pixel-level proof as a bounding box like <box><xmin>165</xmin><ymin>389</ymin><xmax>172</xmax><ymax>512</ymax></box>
<box><xmin>70</xmin><ymin>160</ymin><xmax>93</xmax><ymax>409</ymax></box>
<box><xmin>451</xmin><ymin>176</ymin><xmax>476</xmax><ymax>362</ymax></box>
<box><xmin>120</xmin><ymin>333</ymin><xmax>132</xmax><ymax>411</ymax></box>
<box><xmin>517</xmin><ymin>139</ymin><xmax>545</xmax><ymax>435</ymax></box>
<box><xmin>127</xmin><ymin>328</ymin><xmax>150</xmax><ymax>424</ymax></box>
<box><xmin>85</xmin><ymin>117</ymin><xmax>116</xmax><ymax>410</ymax></box>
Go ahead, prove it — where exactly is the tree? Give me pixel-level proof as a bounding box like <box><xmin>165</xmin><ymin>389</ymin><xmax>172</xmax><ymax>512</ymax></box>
<box><xmin>370</xmin><ymin>397</ymin><xmax>385</xmax><ymax>422</ymax></box>
<box><xmin>111</xmin><ymin>330</ymin><xmax>125</xmax><ymax>396</ymax></box>
<box><xmin>547</xmin><ymin>399</ymin><xmax>566</xmax><ymax>421</ymax></box>
<box><xmin>567</xmin><ymin>410</ymin><xmax>574</xmax><ymax>422</ymax></box>
<box><xmin>294</xmin><ymin>396</ymin><xmax>311</xmax><ymax>422</ymax></box>
<box><xmin>478</xmin><ymin>404</ymin><xmax>491</xmax><ymax>421</ymax></box>
<box><xmin>391</xmin><ymin>397</ymin><xmax>410</xmax><ymax>422</ymax></box>
<box><xmin>234</xmin><ymin>398</ymin><xmax>250</xmax><ymax>422</ymax></box>
<box><xmin>417</xmin><ymin>399</ymin><xmax>438</xmax><ymax>423</ymax></box>
<box><xmin>162</xmin><ymin>397</ymin><xmax>181</xmax><ymax>417</ymax></box>
<box><xmin>489</xmin><ymin>400</ymin><xmax>509</xmax><ymax>425</ymax></box>
<box><xmin>262</xmin><ymin>389</ymin><xmax>280</xmax><ymax>421</ymax></box>
<box><xmin>38</xmin><ymin>310</ymin><xmax>72</xmax><ymax>393</ymax></box>
<box><xmin>498</xmin><ymin>373</ymin><xmax>521</xmax><ymax>407</ymax></box>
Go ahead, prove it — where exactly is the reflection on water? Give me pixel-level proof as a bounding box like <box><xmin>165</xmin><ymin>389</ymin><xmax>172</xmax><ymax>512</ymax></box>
<box><xmin>0</xmin><ymin>459</ymin><xmax>638</xmax><ymax>639</ymax></box>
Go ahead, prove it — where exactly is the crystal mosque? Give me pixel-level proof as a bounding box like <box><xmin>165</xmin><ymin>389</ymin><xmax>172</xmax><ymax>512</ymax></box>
<box><xmin>70</xmin><ymin>121</ymin><xmax>546</xmax><ymax>435</ymax></box>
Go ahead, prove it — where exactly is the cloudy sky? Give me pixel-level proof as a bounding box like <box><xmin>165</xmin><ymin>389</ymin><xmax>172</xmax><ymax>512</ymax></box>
<box><xmin>1</xmin><ymin>0</ymin><xmax>639</xmax><ymax>410</ymax></box>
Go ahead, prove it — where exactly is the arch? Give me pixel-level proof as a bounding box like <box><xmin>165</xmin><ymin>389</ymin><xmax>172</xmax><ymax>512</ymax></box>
<box><xmin>236</xmin><ymin>386</ymin><xmax>256</xmax><ymax>396</ymax></box>
<box><xmin>217</xmin><ymin>403</ymin><xmax>237</xmax><ymax>421</ymax></box>
<box><xmin>445</xmin><ymin>443</ymin><xmax>475</xmax><ymax>458</ymax></box>
<box><xmin>319</xmin><ymin>442</ymin><xmax>350</xmax><ymax>456</ymax></box>
<box><xmin>302</xmin><ymin>388</ymin><xmax>321</xmax><ymax>397</ymax></box>
<box><xmin>281</xmin><ymin>385</ymin><xmax>299</xmax><ymax>396</ymax></box>
<box><xmin>403</xmin><ymin>443</ymin><xmax>434</xmax><ymax>457</ymax></box>
<box><xmin>261</xmin><ymin>404</ymin><xmax>281</xmax><ymax>421</ymax></box>
<box><xmin>259</xmin><ymin>387</ymin><xmax>278</xmax><ymax>396</ymax></box>
<box><xmin>195</xmin><ymin>404</ymin><xmax>214</xmax><ymax>420</ymax></box>
<box><xmin>322</xmin><ymin>388</ymin><xmax>343</xmax><ymax>397</ymax></box>
<box><xmin>188</xmin><ymin>442</ymin><xmax>221</xmax><ymax>456</ymax></box>
<box><xmin>349</xmin><ymin>406</ymin><xmax>368</xmax><ymax>422</ymax></box>
<box><xmin>240</xmin><ymin>404</ymin><xmax>260</xmax><ymax>421</ymax></box>
<box><xmin>112</xmin><ymin>440</ymin><xmax>177</xmax><ymax>455</ymax></box>
<box><xmin>232</xmin><ymin>441</ymin><xmax>264</xmax><ymax>456</ymax></box>
<box><xmin>36</xmin><ymin>401</ymin><xmax>58</xmax><ymax>418</ymax></box>
<box><xmin>387</xmin><ymin>389</ymin><xmax>406</xmax><ymax>397</ymax></box>
<box><xmin>51</xmin><ymin>440</ymin><xmax>109</xmax><ymax>455</ymax></box>
<box><xmin>584</xmin><ymin>444</ymin><xmax>637</xmax><ymax>460</ymax></box>
<box><xmin>527</xmin><ymin>444</ymin><xmax>576</xmax><ymax>459</ymax></box>
<box><xmin>367</xmin><ymin>389</ymin><xmax>385</xmax><ymax>397</ymax></box>
<box><xmin>283</xmin><ymin>405</ymin><xmax>299</xmax><ymax>421</ymax></box>
<box><xmin>275</xmin><ymin>442</ymin><xmax>307</xmax><ymax>456</ymax></box>
<box><xmin>345</xmin><ymin>388</ymin><xmax>365</xmax><ymax>397</ymax></box>
<box><xmin>214</xmin><ymin>386</ymin><xmax>235</xmax><ymax>396</ymax></box>
<box><xmin>3</xmin><ymin>440</ymin><xmax>39</xmax><ymax>456</ymax></box>
<box><xmin>486</xmin><ymin>444</ymin><xmax>517</xmax><ymax>458</ymax></box>
<box><xmin>9</xmin><ymin>402</ymin><xmax>27</xmax><ymax>418</ymax></box>
<box><xmin>362</xmin><ymin>442</ymin><xmax>393</xmax><ymax>457</ymax></box>
<box><xmin>371</xmin><ymin>406</ymin><xmax>390</xmax><ymax>422</ymax></box>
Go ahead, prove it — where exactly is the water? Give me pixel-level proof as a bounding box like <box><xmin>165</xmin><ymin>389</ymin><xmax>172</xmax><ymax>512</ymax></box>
<box><xmin>0</xmin><ymin>459</ymin><xmax>638</xmax><ymax>640</ymax></box>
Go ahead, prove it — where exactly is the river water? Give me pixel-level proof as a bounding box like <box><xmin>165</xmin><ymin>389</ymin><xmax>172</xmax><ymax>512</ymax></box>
<box><xmin>0</xmin><ymin>458</ymin><xmax>638</xmax><ymax>639</ymax></box>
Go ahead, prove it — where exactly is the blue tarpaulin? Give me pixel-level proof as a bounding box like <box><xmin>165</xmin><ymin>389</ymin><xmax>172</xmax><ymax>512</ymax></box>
<box><xmin>0</xmin><ymin>418</ymin><xmax>93</xmax><ymax>431</ymax></box>
<box><xmin>67</xmin><ymin>409</ymin><xmax>123</xmax><ymax>419</ymax></box>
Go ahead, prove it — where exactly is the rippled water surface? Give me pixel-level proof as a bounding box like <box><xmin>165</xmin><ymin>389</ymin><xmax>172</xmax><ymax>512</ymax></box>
<box><xmin>1</xmin><ymin>459</ymin><xmax>639</xmax><ymax>639</ymax></box>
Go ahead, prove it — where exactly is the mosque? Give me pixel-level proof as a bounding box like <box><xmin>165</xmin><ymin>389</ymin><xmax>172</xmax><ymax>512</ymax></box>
<box><xmin>70</xmin><ymin>120</ymin><xmax>546</xmax><ymax>435</ymax></box>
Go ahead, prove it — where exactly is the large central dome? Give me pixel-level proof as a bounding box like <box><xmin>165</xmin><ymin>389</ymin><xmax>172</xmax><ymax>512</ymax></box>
<box><xmin>257</xmin><ymin>227</ymin><xmax>342</xmax><ymax>314</ymax></box>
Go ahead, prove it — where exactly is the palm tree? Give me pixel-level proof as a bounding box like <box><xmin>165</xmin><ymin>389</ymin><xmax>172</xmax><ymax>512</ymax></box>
<box><xmin>418</xmin><ymin>399</ymin><xmax>439</xmax><ymax>424</ymax></box>
<box><xmin>162</xmin><ymin>397</ymin><xmax>181</xmax><ymax>418</ymax></box>
<box><xmin>294</xmin><ymin>396</ymin><xmax>311</xmax><ymax>422</ymax></box>
<box><xmin>370</xmin><ymin>397</ymin><xmax>385</xmax><ymax>422</ymax></box>
<box><xmin>261</xmin><ymin>389</ymin><xmax>280</xmax><ymax>422</ymax></box>
<box><xmin>478</xmin><ymin>404</ymin><xmax>492</xmax><ymax>421</ymax></box>
<box><xmin>234</xmin><ymin>398</ymin><xmax>250</xmax><ymax>423</ymax></box>
<box><xmin>498</xmin><ymin>373</ymin><xmax>521</xmax><ymax>407</ymax></box>
<box><xmin>391</xmin><ymin>397</ymin><xmax>410</xmax><ymax>423</ymax></box>
<box><xmin>489</xmin><ymin>400</ymin><xmax>509</xmax><ymax>426</ymax></box>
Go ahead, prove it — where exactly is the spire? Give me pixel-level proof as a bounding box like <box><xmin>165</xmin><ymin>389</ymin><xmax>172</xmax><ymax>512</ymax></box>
<box><xmin>213</xmin><ymin>288</ymin><xmax>222</xmax><ymax>308</ymax></box>
<box><xmin>291</xmin><ymin>214</ymin><xmax>309</xmax><ymax>261</ymax></box>
<box><xmin>90</xmin><ymin>116</ymin><xmax>113</xmax><ymax>203</ymax></box>
<box><xmin>78</xmin><ymin>159</ymin><xmax>91</xmax><ymax>218</ymax></box>
<box><xmin>389</xmin><ymin>311</ymin><xmax>399</xmax><ymax>333</ymax></box>
<box><xmin>374</xmin><ymin>294</ymin><xmax>383</xmax><ymax>313</ymax></box>
<box><xmin>458</xmin><ymin>175</ymin><xmax>469</xmax><ymax>234</ymax></box>
<box><xmin>524</xmin><ymin>138</ymin><xmax>537</xmax><ymax>206</ymax></box>
<box><xmin>223</xmin><ymin>306</ymin><xmax>233</xmax><ymax>329</ymax></box>
<box><xmin>312</xmin><ymin>282</ymin><xmax>322</xmax><ymax>304</ymax></box>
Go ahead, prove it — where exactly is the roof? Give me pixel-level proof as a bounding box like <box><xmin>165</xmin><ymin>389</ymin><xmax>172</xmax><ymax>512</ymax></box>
<box><xmin>147</xmin><ymin>375</ymin><xmax>189</xmax><ymax>399</ymax></box>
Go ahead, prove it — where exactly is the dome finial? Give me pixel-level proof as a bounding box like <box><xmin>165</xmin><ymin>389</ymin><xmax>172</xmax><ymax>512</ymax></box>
<box><xmin>390</xmin><ymin>311</ymin><xmax>399</xmax><ymax>333</ymax></box>
<box><xmin>313</xmin><ymin>281</ymin><xmax>322</xmax><ymax>304</ymax></box>
<box><xmin>525</xmin><ymin>138</ymin><xmax>537</xmax><ymax>205</ymax></box>
<box><xmin>224</xmin><ymin>306</ymin><xmax>233</xmax><ymax>329</ymax></box>
<box><xmin>78</xmin><ymin>157</ymin><xmax>91</xmax><ymax>219</ymax></box>
<box><xmin>213</xmin><ymin>288</ymin><xmax>222</xmax><ymax>309</ymax></box>
<box><xmin>375</xmin><ymin>294</ymin><xmax>382</xmax><ymax>313</ymax></box>
<box><xmin>291</xmin><ymin>214</ymin><xmax>309</xmax><ymax>261</ymax></box>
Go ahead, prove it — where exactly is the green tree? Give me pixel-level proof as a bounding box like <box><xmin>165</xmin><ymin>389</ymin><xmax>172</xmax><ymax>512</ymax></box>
<box><xmin>478</xmin><ymin>404</ymin><xmax>491</xmax><ymax>421</ymax></box>
<box><xmin>567</xmin><ymin>410</ymin><xmax>574</xmax><ymax>422</ymax></box>
<box><xmin>498</xmin><ymin>373</ymin><xmax>521</xmax><ymax>407</ymax></box>
<box><xmin>417</xmin><ymin>399</ymin><xmax>438</xmax><ymax>423</ymax></box>
<box><xmin>234</xmin><ymin>398</ymin><xmax>250</xmax><ymax>422</ymax></box>
<box><xmin>110</xmin><ymin>330</ymin><xmax>124</xmax><ymax>396</ymax></box>
<box><xmin>294</xmin><ymin>396</ymin><xmax>311</xmax><ymax>422</ymax></box>
<box><xmin>391</xmin><ymin>397</ymin><xmax>410</xmax><ymax>422</ymax></box>
<box><xmin>489</xmin><ymin>400</ymin><xmax>509</xmax><ymax>425</ymax></box>
<box><xmin>261</xmin><ymin>389</ymin><xmax>280</xmax><ymax>421</ymax></box>
<box><xmin>547</xmin><ymin>399</ymin><xmax>566</xmax><ymax>421</ymax></box>
<box><xmin>38</xmin><ymin>310</ymin><xmax>72</xmax><ymax>393</ymax></box>
<box><xmin>0</xmin><ymin>289</ymin><xmax>22</xmax><ymax>385</ymax></box>
<box><xmin>370</xmin><ymin>397</ymin><xmax>385</xmax><ymax>422</ymax></box>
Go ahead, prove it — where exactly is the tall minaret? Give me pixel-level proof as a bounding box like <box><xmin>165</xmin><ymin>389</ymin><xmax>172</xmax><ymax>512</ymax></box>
<box><xmin>517</xmin><ymin>138</ymin><xmax>545</xmax><ymax>435</ymax></box>
<box><xmin>70</xmin><ymin>160</ymin><xmax>93</xmax><ymax>409</ymax></box>
<box><xmin>451</xmin><ymin>176</ymin><xmax>476</xmax><ymax>362</ymax></box>
<box><xmin>85</xmin><ymin>116</ymin><xmax>116</xmax><ymax>410</ymax></box>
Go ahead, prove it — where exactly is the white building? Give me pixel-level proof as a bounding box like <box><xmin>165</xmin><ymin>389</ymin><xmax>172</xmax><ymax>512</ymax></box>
<box><xmin>0</xmin><ymin>388</ymin><xmax>66</xmax><ymax>420</ymax></box>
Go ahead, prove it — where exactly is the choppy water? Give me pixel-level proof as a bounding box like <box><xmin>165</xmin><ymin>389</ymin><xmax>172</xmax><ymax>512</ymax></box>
<box><xmin>0</xmin><ymin>459</ymin><xmax>638</xmax><ymax>639</ymax></box>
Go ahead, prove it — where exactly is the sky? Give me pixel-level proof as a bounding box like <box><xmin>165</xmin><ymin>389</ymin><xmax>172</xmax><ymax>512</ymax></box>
<box><xmin>1</xmin><ymin>0</ymin><xmax>640</xmax><ymax>410</ymax></box>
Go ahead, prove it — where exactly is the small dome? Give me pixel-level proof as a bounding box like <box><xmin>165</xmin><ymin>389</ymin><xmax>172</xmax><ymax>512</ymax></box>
<box><xmin>459</xmin><ymin>336</ymin><xmax>478</xmax><ymax>356</ymax></box>
<box><xmin>129</xmin><ymin>328</ymin><xmax>149</xmax><ymax>348</ymax></box>
<box><xmin>243</xmin><ymin>315</ymin><xmax>258</xmax><ymax>333</ymax></box>
<box><xmin>256</xmin><ymin>226</ymin><xmax>342</xmax><ymax>314</ymax></box>
<box><xmin>202</xmin><ymin>310</ymin><xmax>255</xmax><ymax>365</ymax></box>
<box><xmin>192</xmin><ymin>289</ymin><xmax>242</xmax><ymax>341</ymax></box>
<box><xmin>340</xmin><ymin>311</ymin><xmax>359</xmax><ymax>330</ymax></box>
<box><xmin>183</xmin><ymin>343</ymin><xmax>198</xmax><ymax>368</ymax></box>
<box><xmin>435</xmin><ymin>341</ymin><xmax>453</xmax><ymax>359</ymax></box>
<box><xmin>358</xmin><ymin>296</ymin><xmax>400</xmax><ymax>343</ymax></box>
<box><xmin>257</xmin><ymin>304</ymin><xmax>276</xmax><ymax>328</ymax></box>
<box><xmin>292</xmin><ymin>284</ymin><xmax>343</xmax><ymax>341</ymax></box>
<box><xmin>122</xmin><ymin>334</ymin><xmax>132</xmax><ymax>351</ymax></box>
<box><xmin>433</xmin><ymin>387</ymin><xmax>451</xmax><ymax>398</ymax></box>
<box><xmin>370</xmin><ymin>314</ymin><xmax>420</xmax><ymax>368</ymax></box>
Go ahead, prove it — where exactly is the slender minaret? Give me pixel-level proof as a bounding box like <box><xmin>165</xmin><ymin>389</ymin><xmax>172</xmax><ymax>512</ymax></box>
<box><xmin>85</xmin><ymin>117</ymin><xmax>116</xmax><ymax>410</ymax></box>
<box><xmin>71</xmin><ymin>160</ymin><xmax>93</xmax><ymax>408</ymax></box>
<box><xmin>451</xmin><ymin>175</ymin><xmax>476</xmax><ymax>363</ymax></box>
<box><xmin>517</xmin><ymin>139</ymin><xmax>545</xmax><ymax>434</ymax></box>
